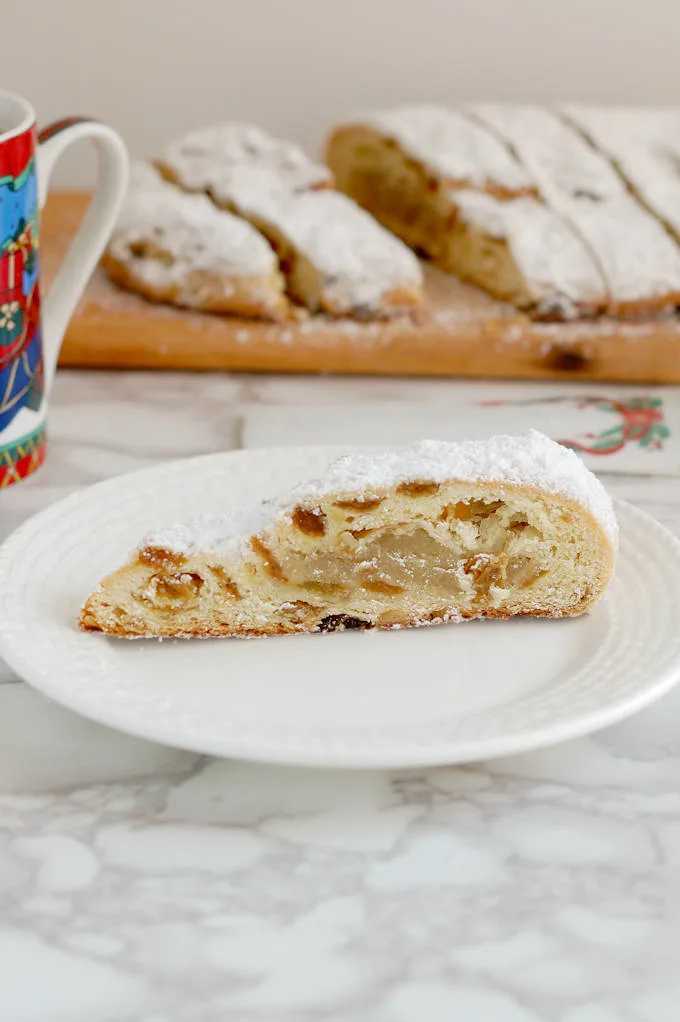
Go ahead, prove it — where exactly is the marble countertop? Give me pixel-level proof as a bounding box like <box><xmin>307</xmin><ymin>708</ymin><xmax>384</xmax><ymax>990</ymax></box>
<box><xmin>2</xmin><ymin>370</ymin><xmax>680</xmax><ymax>1022</ymax></box>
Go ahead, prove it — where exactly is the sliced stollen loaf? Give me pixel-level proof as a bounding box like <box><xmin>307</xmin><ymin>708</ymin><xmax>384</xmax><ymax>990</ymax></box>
<box><xmin>80</xmin><ymin>432</ymin><xmax>617</xmax><ymax>639</ymax></box>
<box><xmin>157</xmin><ymin>123</ymin><xmax>422</xmax><ymax>318</ymax></box>
<box><xmin>561</xmin><ymin>105</ymin><xmax>680</xmax><ymax>245</ymax></box>
<box><xmin>326</xmin><ymin>104</ymin><xmax>607</xmax><ymax>319</ymax></box>
<box><xmin>470</xmin><ymin>104</ymin><xmax>680</xmax><ymax>317</ymax></box>
<box><xmin>103</xmin><ymin>162</ymin><xmax>288</xmax><ymax>319</ymax></box>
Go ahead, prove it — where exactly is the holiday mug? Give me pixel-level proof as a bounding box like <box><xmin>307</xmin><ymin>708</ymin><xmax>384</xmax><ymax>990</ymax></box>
<box><xmin>0</xmin><ymin>90</ymin><xmax>128</xmax><ymax>487</ymax></box>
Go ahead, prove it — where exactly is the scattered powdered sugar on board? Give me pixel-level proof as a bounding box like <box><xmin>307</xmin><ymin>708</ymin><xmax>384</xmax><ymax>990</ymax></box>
<box><xmin>358</xmin><ymin>104</ymin><xmax>534</xmax><ymax>194</ymax></box>
<box><xmin>144</xmin><ymin>432</ymin><xmax>618</xmax><ymax>560</ymax></box>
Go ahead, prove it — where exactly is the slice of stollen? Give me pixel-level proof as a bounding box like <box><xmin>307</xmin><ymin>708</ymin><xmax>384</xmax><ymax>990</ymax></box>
<box><xmin>217</xmin><ymin>177</ymin><xmax>423</xmax><ymax>318</ymax></box>
<box><xmin>103</xmin><ymin>163</ymin><xmax>288</xmax><ymax>319</ymax></box>
<box><xmin>326</xmin><ymin>108</ymin><xmax>606</xmax><ymax>318</ymax></box>
<box><xmin>444</xmin><ymin>190</ymin><xmax>607</xmax><ymax>319</ymax></box>
<box><xmin>469</xmin><ymin>104</ymin><xmax>680</xmax><ymax>317</ymax></box>
<box><xmin>80</xmin><ymin>432</ymin><xmax>617</xmax><ymax>639</ymax></box>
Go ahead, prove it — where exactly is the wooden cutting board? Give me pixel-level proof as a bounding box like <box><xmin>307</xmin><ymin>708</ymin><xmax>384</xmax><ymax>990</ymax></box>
<box><xmin>46</xmin><ymin>192</ymin><xmax>680</xmax><ymax>382</ymax></box>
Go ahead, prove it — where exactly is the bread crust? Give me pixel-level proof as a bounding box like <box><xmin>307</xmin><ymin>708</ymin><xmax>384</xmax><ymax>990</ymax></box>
<box><xmin>102</xmin><ymin>252</ymin><xmax>289</xmax><ymax>321</ymax></box>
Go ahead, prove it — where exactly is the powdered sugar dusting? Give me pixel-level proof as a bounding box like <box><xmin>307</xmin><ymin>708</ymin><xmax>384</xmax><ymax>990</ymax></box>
<box><xmin>562</xmin><ymin>105</ymin><xmax>680</xmax><ymax>242</ymax></box>
<box><xmin>241</xmin><ymin>189</ymin><xmax>422</xmax><ymax>311</ymax></box>
<box><xmin>144</xmin><ymin>504</ymin><xmax>272</xmax><ymax>559</ymax></box>
<box><xmin>145</xmin><ymin>433</ymin><xmax>617</xmax><ymax>558</ymax></box>
<box><xmin>108</xmin><ymin>161</ymin><xmax>278</xmax><ymax>283</ymax></box>
<box><xmin>159</xmin><ymin>126</ymin><xmax>420</xmax><ymax>312</ymax></box>
<box><xmin>158</xmin><ymin>122</ymin><xmax>332</xmax><ymax>200</ymax></box>
<box><xmin>470</xmin><ymin>105</ymin><xmax>680</xmax><ymax>305</ymax></box>
<box><xmin>454</xmin><ymin>190</ymin><xmax>607</xmax><ymax>314</ymax></box>
<box><xmin>360</xmin><ymin>104</ymin><xmax>534</xmax><ymax>194</ymax></box>
<box><xmin>290</xmin><ymin>432</ymin><xmax>617</xmax><ymax>543</ymax></box>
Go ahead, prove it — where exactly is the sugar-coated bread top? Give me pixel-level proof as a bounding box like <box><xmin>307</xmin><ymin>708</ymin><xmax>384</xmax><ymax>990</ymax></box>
<box><xmin>143</xmin><ymin>432</ymin><xmax>618</xmax><ymax>557</ymax></box>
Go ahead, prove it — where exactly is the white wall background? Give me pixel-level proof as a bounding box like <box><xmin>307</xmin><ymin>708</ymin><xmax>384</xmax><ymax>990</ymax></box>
<box><xmin>5</xmin><ymin>0</ymin><xmax>680</xmax><ymax>187</ymax></box>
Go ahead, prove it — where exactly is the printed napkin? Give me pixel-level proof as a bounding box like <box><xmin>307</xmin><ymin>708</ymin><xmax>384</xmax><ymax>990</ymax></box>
<box><xmin>241</xmin><ymin>383</ymin><xmax>680</xmax><ymax>475</ymax></box>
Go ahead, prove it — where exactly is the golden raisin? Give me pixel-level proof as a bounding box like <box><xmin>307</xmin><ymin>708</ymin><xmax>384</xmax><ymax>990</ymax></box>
<box><xmin>463</xmin><ymin>555</ymin><xmax>503</xmax><ymax>593</ymax></box>
<box><xmin>251</xmin><ymin>537</ymin><xmax>287</xmax><ymax>582</ymax></box>
<box><xmin>147</xmin><ymin>571</ymin><xmax>204</xmax><ymax>606</ymax></box>
<box><xmin>397</xmin><ymin>480</ymin><xmax>440</xmax><ymax>497</ymax></box>
<box><xmin>139</xmin><ymin>546</ymin><xmax>187</xmax><ymax>570</ymax></box>
<box><xmin>444</xmin><ymin>499</ymin><xmax>503</xmax><ymax>522</ymax></box>
<box><xmin>209</xmin><ymin>565</ymin><xmax>241</xmax><ymax>599</ymax></box>
<box><xmin>292</xmin><ymin>506</ymin><xmax>327</xmax><ymax>536</ymax></box>
<box><xmin>333</xmin><ymin>496</ymin><xmax>384</xmax><ymax>511</ymax></box>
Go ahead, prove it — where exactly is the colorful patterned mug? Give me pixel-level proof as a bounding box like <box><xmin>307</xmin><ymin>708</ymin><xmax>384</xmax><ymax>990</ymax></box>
<box><xmin>0</xmin><ymin>91</ymin><xmax>128</xmax><ymax>487</ymax></box>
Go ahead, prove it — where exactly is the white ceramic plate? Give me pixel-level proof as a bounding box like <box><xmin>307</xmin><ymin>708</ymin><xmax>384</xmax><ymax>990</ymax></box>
<box><xmin>2</xmin><ymin>447</ymin><xmax>680</xmax><ymax>769</ymax></box>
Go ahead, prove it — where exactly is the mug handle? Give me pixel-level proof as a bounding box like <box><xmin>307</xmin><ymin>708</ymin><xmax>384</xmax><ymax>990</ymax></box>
<box><xmin>37</xmin><ymin>117</ymin><xmax>129</xmax><ymax>391</ymax></box>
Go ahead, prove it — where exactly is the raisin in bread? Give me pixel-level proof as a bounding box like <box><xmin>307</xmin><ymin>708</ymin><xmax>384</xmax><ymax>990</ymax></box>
<box><xmin>80</xmin><ymin>432</ymin><xmax>617</xmax><ymax>639</ymax></box>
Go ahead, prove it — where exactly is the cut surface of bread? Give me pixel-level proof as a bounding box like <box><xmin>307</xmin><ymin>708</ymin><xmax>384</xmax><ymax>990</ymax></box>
<box><xmin>104</xmin><ymin>163</ymin><xmax>287</xmax><ymax>319</ymax></box>
<box><xmin>80</xmin><ymin>433</ymin><xmax>617</xmax><ymax>639</ymax></box>
<box><xmin>428</xmin><ymin>190</ymin><xmax>606</xmax><ymax>319</ymax></box>
<box><xmin>326</xmin><ymin>115</ymin><xmax>607</xmax><ymax>319</ymax></box>
<box><xmin>329</xmin><ymin>105</ymin><xmax>537</xmax><ymax>199</ymax></box>
<box><xmin>158</xmin><ymin>124</ymin><xmax>423</xmax><ymax>318</ymax></box>
<box><xmin>223</xmin><ymin>183</ymin><xmax>423</xmax><ymax>317</ymax></box>
<box><xmin>469</xmin><ymin>104</ymin><xmax>680</xmax><ymax>317</ymax></box>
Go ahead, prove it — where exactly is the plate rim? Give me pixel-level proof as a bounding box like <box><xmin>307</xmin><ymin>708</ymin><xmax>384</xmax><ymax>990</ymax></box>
<box><xmin>2</xmin><ymin>446</ymin><xmax>680</xmax><ymax>769</ymax></box>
